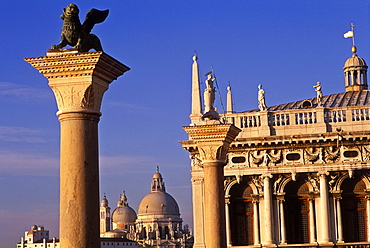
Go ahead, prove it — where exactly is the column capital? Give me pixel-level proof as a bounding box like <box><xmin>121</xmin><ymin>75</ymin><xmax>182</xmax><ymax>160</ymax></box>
<box><xmin>25</xmin><ymin>51</ymin><xmax>130</xmax><ymax>115</ymax></box>
<box><xmin>183</xmin><ymin>124</ymin><xmax>241</xmax><ymax>163</ymax></box>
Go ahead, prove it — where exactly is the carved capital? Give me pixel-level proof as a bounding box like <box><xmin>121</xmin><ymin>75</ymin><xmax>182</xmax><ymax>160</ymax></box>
<box><xmin>25</xmin><ymin>52</ymin><xmax>130</xmax><ymax>114</ymax></box>
<box><xmin>183</xmin><ymin>124</ymin><xmax>241</xmax><ymax>163</ymax></box>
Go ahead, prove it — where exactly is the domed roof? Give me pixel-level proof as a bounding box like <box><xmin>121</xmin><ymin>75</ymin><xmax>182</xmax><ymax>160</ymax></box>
<box><xmin>138</xmin><ymin>191</ymin><xmax>180</xmax><ymax>215</ymax></box>
<box><xmin>112</xmin><ymin>206</ymin><xmax>137</xmax><ymax>223</ymax></box>
<box><xmin>344</xmin><ymin>54</ymin><xmax>367</xmax><ymax>68</ymax></box>
<box><xmin>138</xmin><ymin>168</ymin><xmax>180</xmax><ymax>216</ymax></box>
<box><xmin>112</xmin><ymin>191</ymin><xmax>137</xmax><ymax>224</ymax></box>
<box><xmin>101</xmin><ymin>195</ymin><xmax>109</xmax><ymax>207</ymax></box>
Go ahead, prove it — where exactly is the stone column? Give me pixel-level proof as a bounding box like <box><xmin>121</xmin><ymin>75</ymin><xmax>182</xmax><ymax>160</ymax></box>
<box><xmin>225</xmin><ymin>197</ymin><xmax>232</xmax><ymax>247</ymax></box>
<box><xmin>276</xmin><ymin>193</ymin><xmax>286</xmax><ymax>244</ymax></box>
<box><xmin>262</xmin><ymin>174</ymin><xmax>274</xmax><ymax>245</ymax></box>
<box><xmin>308</xmin><ymin>196</ymin><xmax>317</xmax><ymax>243</ymax></box>
<box><xmin>366</xmin><ymin>194</ymin><xmax>370</xmax><ymax>241</ymax></box>
<box><xmin>251</xmin><ymin>194</ymin><xmax>260</xmax><ymax>246</ymax></box>
<box><xmin>25</xmin><ymin>51</ymin><xmax>129</xmax><ymax>248</ymax></box>
<box><xmin>183</xmin><ymin>124</ymin><xmax>241</xmax><ymax>248</ymax></box>
<box><xmin>318</xmin><ymin>172</ymin><xmax>331</xmax><ymax>244</ymax></box>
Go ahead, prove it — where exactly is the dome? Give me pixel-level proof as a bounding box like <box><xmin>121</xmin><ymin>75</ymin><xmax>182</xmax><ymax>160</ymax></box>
<box><xmin>138</xmin><ymin>191</ymin><xmax>180</xmax><ymax>215</ymax></box>
<box><xmin>112</xmin><ymin>205</ymin><xmax>137</xmax><ymax>224</ymax></box>
<box><xmin>101</xmin><ymin>195</ymin><xmax>108</xmax><ymax>207</ymax></box>
<box><xmin>344</xmin><ymin>54</ymin><xmax>367</xmax><ymax>68</ymax></box>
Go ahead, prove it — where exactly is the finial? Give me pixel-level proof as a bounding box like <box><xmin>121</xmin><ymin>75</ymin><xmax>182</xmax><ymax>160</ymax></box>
<box><xmin>193</xmin><ymin>50</ymin><xmax>198</xmax><ymax>61</ymax></box>
<box><xmin>156</xmin><ymin>166</ymin><xmax>159</xmax><ymax>172</ymax></box>
<box><xmin>343</xmin><ymin>23</ymin><xmax>356</xmax><ymax>53</ymax></box>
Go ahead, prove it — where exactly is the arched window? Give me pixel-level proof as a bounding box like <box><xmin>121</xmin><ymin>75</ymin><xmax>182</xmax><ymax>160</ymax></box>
<box><xmin>284</xmin><ymin>180</ymin><xmax>310</xmax><ymax>244</ymax></box>
<box><xmin>229</xmin><ymin>182</ymin><xmax>254</xmax><ymax>246</ymax></box>
<box><xmin>341</xmin><ymin>177</ymin><xmax>367</xmax><ymax>242</ymax></box>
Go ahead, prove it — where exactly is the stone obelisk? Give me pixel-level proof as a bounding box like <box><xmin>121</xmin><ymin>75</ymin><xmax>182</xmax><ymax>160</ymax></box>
<box><xmin>183</xmin><ymin>124</ymin><xmax>240</xmax><ymax>248</ymax></box>
<box><xmin>25</xmin><ymin>50</ymin><xmax>129</xmax><ymax>248</ymax></box>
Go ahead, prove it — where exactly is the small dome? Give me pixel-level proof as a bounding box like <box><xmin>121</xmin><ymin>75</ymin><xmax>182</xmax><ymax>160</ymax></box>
<box><xmin>138</xmin><ymin>191</ymin><xmax>180</xmax><ymax>215</ymax></box>
<box><xmin>112</xmin><ymin>206</ymin><xmax>137</xmax><ymax>224</ymax></box>
<box><xmin>344</xmin><ymin>54</ymin><xmax>367</xmax><ymax>68</ymax></box>
<box><xmin>101</xmin><ymin>196</ymin><xmax>108</xmax><ymax>207</ymax></box>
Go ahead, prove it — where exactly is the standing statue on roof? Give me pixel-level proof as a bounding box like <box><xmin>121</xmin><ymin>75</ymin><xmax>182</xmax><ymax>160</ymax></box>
<box><xmin>258</xmin><ymin>84</ymin><xmax>267</xmax><ymax>111</ymax></box>
<box><xmin>202</xmin><ymin>72</ymin><xmax>220</xmax><ymax>120</ymax></box>
<box><xmin>313</xmin><ymin>82</ymin><xmax>323</xmax><ymax>106</ymax></box>
<box><xmin>51</xmin><ymin>4</ymin><xmax>109</xmax><ymax>52</ymax></box>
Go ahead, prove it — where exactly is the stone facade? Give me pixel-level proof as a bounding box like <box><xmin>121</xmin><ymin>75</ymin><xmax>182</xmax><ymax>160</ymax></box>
<box><xmin>181</xmin><ymin>51</ymin><xmax>370</xmax><ymax>247</ymax></box>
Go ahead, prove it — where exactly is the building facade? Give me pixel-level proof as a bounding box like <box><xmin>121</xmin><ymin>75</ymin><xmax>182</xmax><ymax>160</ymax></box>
<box><xmin>100</xmin><ymin>168</ymin><xmax>193</xmax><ymax>247</ymax></box>
<box><xmin>181</xmin><ymin>50</ymin><xmax>370</xmax><ymax>247</ymax></box>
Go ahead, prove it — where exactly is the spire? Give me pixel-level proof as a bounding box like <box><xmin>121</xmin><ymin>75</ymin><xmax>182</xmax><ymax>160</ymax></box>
<box><xmin>117</xmin><ymin>191</ymin><xmax>129</xmax><ymax>207</ymax></box>
<box><xmin>226</xmin><ymin>83</ymin><xmax>233</xmax><ymax>114</ymax></box>
<box><xmin>190</xmin><ymin>52</ymin><xmax>202</xmax><ymax>123</ymax></box>
<box><xmin>151</xmin><ymin>167</ymin><xmax>166</xmax><ymax>193</ymax></box>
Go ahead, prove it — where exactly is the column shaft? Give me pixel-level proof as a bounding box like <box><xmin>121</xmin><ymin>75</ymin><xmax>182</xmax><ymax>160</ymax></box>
<box><xmin>203</xmin><ymin>161</ymin><xmax>226</xmax><ymax>248</ymax></box>
<box><xmin>309</xmin><ymin>199</ymin><xmax>316</xmax><ymax>243</ymax></box>
<box><xmin>225</xmin><ymin>200</ymin><xmax>232</xmax><ymax>246</ymax></box>
<box><xmin>253</xmin><ymin>201</ymin><xmax>260</xmax><ymax>245</ymax></box>
<box><xmin>59</xmin><ymin>112</ymin><xmax>101</xmax><ymax>248</ymax></box>
<box><xmin>279</xmin><ymin>200</ymin><xmax>286</xmax><ymax>244</ymax></box>
<box><xmin>336</xmin><ymin>198</ymin><xmax>343</xmax><ymax>242</ymax></box>
<box><xmin>319</xmin><ymin>173</ymin><xmax>331</xmax><ymax>243</ymax></box>
<box><xmin>263</xmin><ymin>176</ymin><xmax>273</xmax><ymax>244</ymax></box>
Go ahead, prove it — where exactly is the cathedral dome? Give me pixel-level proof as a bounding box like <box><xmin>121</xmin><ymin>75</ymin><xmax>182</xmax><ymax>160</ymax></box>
<box><xmin>138</xmin><ymin>191</ymin><xmax>180</xmax><ymax>215</ymax></box>
<box><xmin>111</xmin><ymin>191</ymin><xmax>137</xmax><ymax>230</ymax></box>
<box><xmin>112</xmin><ymin>205</ymin><xmax>137</xmax><ymax>224</ymax></box>
<box><xmin>344</xmin><ymin>54</ymin><xmax>367</xmax><ymax>68</ymax></box>
<box><xmin>137</xmin><ymin>167</ymin><xmax>180</xmax><ymax>216</ymax></box>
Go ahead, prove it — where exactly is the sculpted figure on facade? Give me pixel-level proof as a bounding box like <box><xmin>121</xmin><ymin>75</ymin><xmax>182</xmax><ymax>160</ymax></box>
<box><xmin>313</xmin><ymin>82</ymin><xmax>323</xmax><ymax>106</ymax></box>
<box><xmin>258</xmin><ymin>84</ymin><xmax>267</xmax><ymax>111</ymax></box>
<box><xmin>52</xmin><ymin>4</ymin><xmax>109</xmax><ymax>52</ymax></box>
<box><xmin>202</xmin><ymin>72</ymin><xmax>220</xmax><ymax>120</ymax></box>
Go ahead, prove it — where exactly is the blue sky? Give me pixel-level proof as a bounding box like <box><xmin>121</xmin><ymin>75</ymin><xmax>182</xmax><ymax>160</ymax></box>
<box><xmin>1</xmin><ymin>0</ymin><xmax>370</xmax><ymax>247</ymax></box>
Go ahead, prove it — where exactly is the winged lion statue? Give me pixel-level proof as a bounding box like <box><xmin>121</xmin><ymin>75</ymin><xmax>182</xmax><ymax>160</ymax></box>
<box><xmin>52</xmin><ymin>4</ymin><xmax>109</xmax><ymax>52</ymax></box>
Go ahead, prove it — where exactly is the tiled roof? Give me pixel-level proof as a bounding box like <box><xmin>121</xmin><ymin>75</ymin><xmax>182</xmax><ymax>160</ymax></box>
<box><xmin>242</xmin><ymin>90</ymin><xmax>370</xmax><ymax>113</ymax></box>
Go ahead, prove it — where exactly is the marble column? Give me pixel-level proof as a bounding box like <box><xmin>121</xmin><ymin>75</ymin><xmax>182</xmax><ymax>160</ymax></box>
<box><xmin>225</xmin><ymin>197</ymin><xmax>232</xmax><ymax>247</ymax></box>
<box><xmin>25</xmin><ymin>50</ymin><xmax>129</xmax><ymax>248</ymax></box>
<box><xmin>308</xmin><ymin>196</ymin><xmax>317</xmax><ymax>243</ymax></box>
<box><xmin>276</xmin><ymin>193</ymin><xmax>286</xmax><ymax>244</ymax></box>
<box><xmin>183</xmin><ymin>124</ymin><xmax>240</xmax><ymax>248</ymax></box>
<box><xmin>251</xmin><ymin>194</ymin><xmax>260</xmax><ymax>245</ymax></box>
<box><xmin>262</xmin><ymin>174</ymin><xmax>274</xmax><ymax>245</ymax></box>
<box><xmin>318</xmin><ymin>172</ymin><xmax>331</xmax><ymax>244</ymax></box>
<box><xmin>366</xmin><ymin>195</ymin><xmax>370</xmax><ymax>241</ymax></box>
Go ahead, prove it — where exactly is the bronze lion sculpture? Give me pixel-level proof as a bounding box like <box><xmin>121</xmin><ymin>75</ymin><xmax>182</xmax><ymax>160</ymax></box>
<box><xmin>52</xmin><ymin>4</ymin><xmax>109</xmax><ymax>52</ymax></box>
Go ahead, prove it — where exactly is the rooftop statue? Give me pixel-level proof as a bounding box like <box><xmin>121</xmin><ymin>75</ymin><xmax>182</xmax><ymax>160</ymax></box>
<box><xmin>52</xmin><ymin>4</ymin><xmax>109</xmax><ymax>52</ymax></box>
<box><xmin>258</xmin><ymin>84</ymin><xmax>267</xmax><ymax>111</ymax></box>
<box><xmin>313</xmin><ymin>82</ymin><xmax>323</xmax><ymax>106</ymax></box>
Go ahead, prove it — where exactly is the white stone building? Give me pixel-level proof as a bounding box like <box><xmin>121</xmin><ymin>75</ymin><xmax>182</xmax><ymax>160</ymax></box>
<box><xmin>17</xmin><ymin>225</ymin><xmax>59</xmax><ymax>248</ymax></box>
<box><xmin>100</xmin><ymin>168</ymin><xmax>193</xmax><ymax>247</ymax></box>
<box><xmin>180</xmin><ymin>47</ymin><xmax>370</xmax><ymax>247</ymax></box>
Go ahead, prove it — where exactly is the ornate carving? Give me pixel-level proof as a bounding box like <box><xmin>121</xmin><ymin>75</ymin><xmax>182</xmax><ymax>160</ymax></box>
<box><xmin>252</xmin><ymin>176</ymin><xmax>263</xmax><ymax>194</ymax></box>
<box><xmin>324</xmin><ymin>146</ymin><xmax>340</xmax><ymax>162</ymax></box>
<box><xmin>250</xmin><ymin>149</ymin><xmax>282</xmax><ymax>167</ymax></box>
<box><xmin>198</xmin><ymin>144</ymin><xmax>228</xmax><ymax>162</ymax></box>
<box><xmin>81</xmin><ymin>85</ymin><xmax>95</xmax><ymax>109</ymax></box>
<box><xmin>308</xmin><ymin>173</ymin><xmax>320</xmax><ymax>192</ymax></box>
<box><xmin>304</xmin><ymin>147</ymin><xmax>320</xmax><ymax>163</ymax></box>
<box><xmin>190</xmin><ymin>154</ymin><xmax>202</xmax><ymax>169</ymax></box>
<box><xmin>361</xmin><ymin>145</ymin><xmax>370</xmax><ymax>161</ymax></box>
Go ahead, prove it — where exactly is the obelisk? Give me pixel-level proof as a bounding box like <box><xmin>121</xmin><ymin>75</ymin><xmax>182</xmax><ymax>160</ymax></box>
<box><xmin>25</xmin><ymin>50</ymin><xmax>129</xmax><ymax>247</ymax></box>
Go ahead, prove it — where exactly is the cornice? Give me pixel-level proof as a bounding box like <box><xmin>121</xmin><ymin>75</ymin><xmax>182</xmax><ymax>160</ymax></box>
<box><xmin>24</xmin><ymin>51</ymin><xmax>130</xmax><ymax>83</ymax></box>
